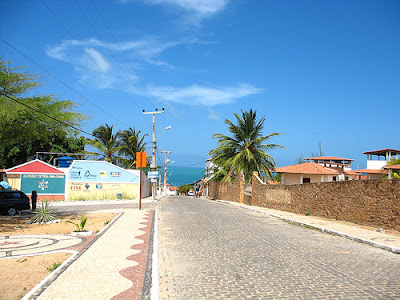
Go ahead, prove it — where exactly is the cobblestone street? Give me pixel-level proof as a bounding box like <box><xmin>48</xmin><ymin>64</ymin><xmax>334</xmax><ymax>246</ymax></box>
<box><xmin>158</xmin><ymin>196</ymin><xmax>400</xmax><ymax>299</ymax></box>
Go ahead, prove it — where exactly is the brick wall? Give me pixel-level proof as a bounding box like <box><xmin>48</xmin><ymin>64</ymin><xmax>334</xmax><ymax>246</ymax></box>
<box><xmin>208</xmin><ymin>176</ymin><xmax>243</xmax><ymax>203</ymax></box>
<box><xmin>252</xmin><ymin>173</ymin><xmax>400</xmax><ymax>230</ymax></box>
<box><xmin>208</xmin><ymin>172</ymin><xmax>400</xmax><ymax>230</ymax></box>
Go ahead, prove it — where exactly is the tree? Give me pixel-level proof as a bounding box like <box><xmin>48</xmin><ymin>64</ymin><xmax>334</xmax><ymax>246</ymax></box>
<box><xmin>86</xmin><ymin>124</ymin><xmax>121</xmax><ymax>164</ymax></box>
<box><xmin>0</xmin><ymin>59</ymin><xmax>86</xmax><ymax>168</ymax></box>
<box><xmin>209</xmin><ymin>109</ymin><xmax>284</xmax><ymax>183</ymax></box>
<box><xmin>383</xmin><ymin>158</ymin><xmax>400</xmax><ymax>180</ymax></box>
<box><xmin>118</xmin><ymin>128</ymin><xmax>148</xmax><ymax>169</ymax></box>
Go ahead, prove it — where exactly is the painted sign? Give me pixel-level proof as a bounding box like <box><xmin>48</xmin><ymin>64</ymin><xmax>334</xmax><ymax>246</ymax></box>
<box><xmin>21</xmin><ymin>174</ymin><xmax>65</xmax><ymax>194</ymax></box>
<box><xmin>68</xmin><ymin>161</ymin><xmax>139</xmax><ymax>183</ymax></box>
<box><xmin>68</xmin><ymin>182</ymin><xmax>139</xmax><ymax>200</ymax></box>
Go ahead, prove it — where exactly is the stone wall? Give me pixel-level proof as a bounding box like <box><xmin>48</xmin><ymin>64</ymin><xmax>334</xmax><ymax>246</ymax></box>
<box><xmin>209</xmin><ymin>172</ymin><xmax>400</xmax><ymax>230</ymax></box>
<box><xmin>208</xmin><ymin>176</ymin><xmax>244</xmax><ymax>203</ymax></box>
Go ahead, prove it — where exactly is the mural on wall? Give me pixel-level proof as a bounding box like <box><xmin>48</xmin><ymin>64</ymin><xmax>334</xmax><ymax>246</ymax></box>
<box><xmin>68</xmin><ymin>161</ymin><xmax>139</xmax><ymax>183</ymax></box>
<box><xmin>21</xmin><ymin>174</ymin><xmax>65</xmax><ymax>194</ymax></box>
<box><xmin>67</xmin><ymin>161</ymin><xmax>140</xmax><ymax>200</ymax></box>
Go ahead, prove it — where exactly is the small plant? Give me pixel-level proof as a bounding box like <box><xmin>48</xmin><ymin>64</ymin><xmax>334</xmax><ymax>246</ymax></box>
<box><xmin>47</xmin><ymin>262</ymin><xmax>61</xmax><ymax>272</ymax></box>
<box><xmin>30</xmin><ymin>201</ymin><xmax>55</xmax><ymax>223</ymax></box>
<box><xmin>305</xmin><ymin>210</ymin><xmax>311</xmax><ymax>216</ymax></box>
<box><xmin>66</xmin><ymin>216</ymin><xmax>87</xmax><ymax>232</ymax></box>
<box><xmin>104</xmin><ymin>220</ymin><xmax>110</xmax><ymax>225</ymax></box>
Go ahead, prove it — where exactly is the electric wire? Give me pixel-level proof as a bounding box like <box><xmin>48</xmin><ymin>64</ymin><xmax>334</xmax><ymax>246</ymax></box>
<box><xmin>0</xmin><ymin>92</ymin><xmax>94</xmax><ymax>137</ymax></box>
<box><xmin>0</xmin><ymin>37</ymin><xmax>129</xmax><ymax>128</ymax></box>
<box><xmin>73</xmin><ymin>0</ymin><xmax>155</xmax><ymax>111</ymax></box>
<box><xmin>41</xmin><ymin>0</ymin><xmax>144</xmax><ymax>112</ymax></box>
<box><xmin>90</xmin><ymin>0</ymin><xmax>160</xmax><ymax>109</ymax></box>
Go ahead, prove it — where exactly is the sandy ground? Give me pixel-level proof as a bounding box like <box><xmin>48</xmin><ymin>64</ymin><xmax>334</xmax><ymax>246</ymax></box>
<box><xmin>0</xmin><ymin>212</ymin><xmax>117</xmax><ymax>300</ymax></box>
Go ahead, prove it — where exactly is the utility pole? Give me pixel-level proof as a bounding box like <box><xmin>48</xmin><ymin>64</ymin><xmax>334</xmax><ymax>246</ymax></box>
<box><xmin>143</xmin><ymin>108</ymin><xmax>165</xmax><ymax>200</ymax></box>
<box><xmin>161</xmin><ymin>150</ymin><xmax>171</xmax><ymax>195</ymax></box>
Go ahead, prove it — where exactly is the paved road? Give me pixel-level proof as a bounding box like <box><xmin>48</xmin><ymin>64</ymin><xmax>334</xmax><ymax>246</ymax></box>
<box><xmin>158</xmin><ymin>196</ymin><xmax>400</xmax><ymax>299</ymax></box>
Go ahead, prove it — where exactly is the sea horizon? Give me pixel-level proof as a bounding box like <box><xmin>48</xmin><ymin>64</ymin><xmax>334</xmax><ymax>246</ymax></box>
<box><xmin>160</xmin><ymin>165</ymin><xmax>205</xmax><ymax>187</ymax></box>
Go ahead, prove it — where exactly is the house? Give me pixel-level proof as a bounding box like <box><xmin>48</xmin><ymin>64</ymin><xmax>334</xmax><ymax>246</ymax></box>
<box><xmin>305</xmin><ymin>156</ymin><xmax>354</xmax><ymax>171</ymax></box>
<box><xmin>276</xmin><ymin>162</ymin><xmax>343</xmax><ymax>185</ymax></box>
<box><xmin>385</xmin><ymin>164</ymin><xmax>400</xmax><ymax>180</ymax></box>
<box><xmin>354</xmin><ymin>149</ymin><xmax>399</xmax><ymax>179</ymax></box>
<box><xmin>5</xmin><ymin>159</ymin><xmax>66</xmax><ymax>201</ymax></box>
<box><xmin>205</xmin><ymin>158</ymin><xmax>216</xmax><ymax>180</ymax></box>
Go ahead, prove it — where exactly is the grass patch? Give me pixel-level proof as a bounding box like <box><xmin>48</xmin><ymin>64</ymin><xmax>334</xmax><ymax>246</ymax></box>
<box><xmin>47</xmin><ymin>262</ymin><xmax>62</xmax><ymax>272</ymax></box>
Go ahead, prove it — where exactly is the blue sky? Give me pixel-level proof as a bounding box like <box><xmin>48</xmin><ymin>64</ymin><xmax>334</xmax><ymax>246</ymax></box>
<box><xmin>1</xmin><ymin>0</ymin><xmax>399</xmax><ymax>170</ymax></box>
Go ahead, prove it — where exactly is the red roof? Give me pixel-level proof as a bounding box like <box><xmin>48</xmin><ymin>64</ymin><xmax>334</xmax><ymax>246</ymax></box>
<box><xmin>363</xmin><ymin>149</ymin><xmax>400</xmax><ymax>156</ymax></box>
<box><xmin>6</xmin><ymin>160</ymin><xmax>65</xmax><ymax>174</ymax></box>
<box><xmin>276</xmin><ymin>162</ymin><xmax>339</xmax><ymax>175</ymax></box>
<box><xmin>305</xmin><ymin>156</ymin><xmax>354</xmax><ymax>161</ymax></box>
<box><xmin>385</xmin><ymin>164</ymin><xmax>400</xmax><ymax>170</ymax></box>
<box><xmin>353</xmin><ymin>169</ymin><xmax>388</xmax><ymax>174</ymax></box>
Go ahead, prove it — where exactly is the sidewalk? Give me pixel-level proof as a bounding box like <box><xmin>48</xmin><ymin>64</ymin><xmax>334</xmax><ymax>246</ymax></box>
<box><xmin>28</xmin><ymin>209</ymin><xmax>156</xmax><ymax>300</ymax></box>
<box><xmin>49</xmin><ymin>195</ymin><xmax>163</xmax><ymax>206</ymax></box>
<box><xmin>216</xmin><ymin>199</ymin><xmax>400</xmax><ymax>254</ymax></box>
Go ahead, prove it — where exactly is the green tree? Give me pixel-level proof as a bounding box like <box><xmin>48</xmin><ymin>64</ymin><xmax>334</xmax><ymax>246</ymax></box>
<box><xmin>177</xmin><ymin>184</ymin><xmax>192</xmax><ymax>195</ymax></box>
<box><xmin>0</xmin><ymin>59</ymin><xmax>85</xmax><ymax>168</ymax></box>
<box><xmin>118</xmin><ymin>128</ymin><xmax>147</xmax><ymax>169</ymax></box>
<box><xmin>383</xmin><ymin>158</ymin><xmax>400</xmax><ymax>180</ymax></box>
<box><xmin>86</xmin><ymin>124</ymin><xmax>121</xmax><ymax>164</ymax></box>
<box><xmin>209</xmin><ymin>109</ymin><xmax>284</xmax><ymax>183</ymax></box>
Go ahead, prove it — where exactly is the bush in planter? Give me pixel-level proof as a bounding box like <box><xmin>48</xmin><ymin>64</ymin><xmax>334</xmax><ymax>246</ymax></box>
<box><xmin>31</xmin><ymin>200</ymin><xmax>56</xmax><ymax>223</ymax></box>
<box><xmin>66</xmin><ymin>216</ymin><xmax>87</xmax><ymax>232</ymax></box>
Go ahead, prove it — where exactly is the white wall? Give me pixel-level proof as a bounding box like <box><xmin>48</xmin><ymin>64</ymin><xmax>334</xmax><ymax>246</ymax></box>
<box><xmin>367</xmin><ymin>160</ymin><xmax>387</xmax><ymax>170</ymax></box>
<box><xmin>281</xmin><ymin>174</ymin><xmax>339</xmax><ymax>185</ymax></box>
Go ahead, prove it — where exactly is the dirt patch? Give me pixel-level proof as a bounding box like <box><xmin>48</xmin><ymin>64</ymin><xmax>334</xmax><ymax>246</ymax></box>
<box><xmin>0</xmin><ymin>252</ymin><xmax>71</xmax><ymax>300</ymax></box>
<box><xmin>0</xmin><ymin>212</ymin><xmax>117</xmax><ymax>300</ymax></box>
<box><xmin>0</xmin><ymin>212</ymin><xmax>117</xmax><ymax>235</ymax></box>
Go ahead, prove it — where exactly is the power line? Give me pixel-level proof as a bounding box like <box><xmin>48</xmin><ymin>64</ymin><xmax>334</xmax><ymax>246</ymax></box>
<box><xmin>1</xmin><ymin>37</ymin><xmax>129</xmax><ymax>128</ymax></box>
<box><xmin>41</xmin><ymin>0</ymin><xmax>145</xmax><ymax>112</ymax></box>
<box><xmin>90</xmin><ymin>0</ymin><xmax>161</xmax><ymax>109</ymax></box>
<box><xmin>0</xmin><ymin>92</ymin><xmax>94</xmax><ymax>137</ymax></box>
<box><xmin>73</xmin><ymin>0</ymin><xmax>156</xmax><ymax>111</ymax></box>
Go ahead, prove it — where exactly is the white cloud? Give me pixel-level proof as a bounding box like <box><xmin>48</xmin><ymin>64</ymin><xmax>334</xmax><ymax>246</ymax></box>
<box><xmin>83</xmin><ymin>47</ymin><xmax>111</xmax><ymax>72</ymax></box>
<box><xmin>147</xmin><ymin>83</ymin><xmax>263</xmax><ymax>106</ymax></box>
<box><xmin>207</xmin><ymin>107</ymin><xmax>220</xmax><ymax>120</ymax></box>
<box><xmin>146</xmin><ymin>0</ymin><xmax>229</xmax><ymax>17</ymax></box>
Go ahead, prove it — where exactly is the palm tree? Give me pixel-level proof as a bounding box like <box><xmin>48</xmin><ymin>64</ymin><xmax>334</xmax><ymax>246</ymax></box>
<box><xmin>209</xmin><ymin>109</ymin><xmax>284</xmax><ymax>183</ymax></box>
<box><xmin>118</xmin><ymin>127</ymin><xmax>148</xmax><ymax>169</ymax></box>
<box><xmin>383</xmin><ymin>158</ymin><xmax>400</xmax><ymax>180</ymax></box>
<box><xmin>86</xmin><ymin>124</ymin><xmax>121</xmax><ymax>164</ymax></box>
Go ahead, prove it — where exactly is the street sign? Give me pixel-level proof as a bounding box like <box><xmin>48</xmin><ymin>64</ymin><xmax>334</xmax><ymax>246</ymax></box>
<box><xmin>136</xmin><ymin>152</ymin><xmax>147</xmax><ymax>168</ymax></box>
<box><xmin>148</xmin><ymin>171</ymin><xmax>159</xmax><ymax>179</ymax></box>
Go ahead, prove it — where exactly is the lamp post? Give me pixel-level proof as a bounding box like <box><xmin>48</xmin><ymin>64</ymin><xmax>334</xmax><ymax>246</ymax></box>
<box><xmin>161</xmin><ymin>151</ymin><xmax>171</xmax><ymax>195</ymax></box>
<box><xmin>143</xmin><ymin>109</ymin><xmax>171</xmax><ymax>200</ymax></box>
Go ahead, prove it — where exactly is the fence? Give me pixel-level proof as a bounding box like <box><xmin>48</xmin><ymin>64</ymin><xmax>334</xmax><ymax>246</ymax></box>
<box><xmin>208</xmin><ymin>172</ymin><xmax>400</xmax><ymax>231</ymax></box>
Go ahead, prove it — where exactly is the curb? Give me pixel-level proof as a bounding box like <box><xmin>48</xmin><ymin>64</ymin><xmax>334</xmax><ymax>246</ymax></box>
<box><xmin>215</xmin><ymin>200</ymin><xmax>400</xmax><ymax>255</ymax></box>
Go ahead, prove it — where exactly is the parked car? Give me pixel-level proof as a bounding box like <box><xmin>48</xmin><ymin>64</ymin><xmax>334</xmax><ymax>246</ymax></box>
<box><xmin>0</xmin><ymin>191</ymin><xmax>30</xmax><ymax>216</ymax></box>
<box><xmin>187</xmin><ymin>191</ymin><xmax>194</xmax><ymax>196</ymax></box>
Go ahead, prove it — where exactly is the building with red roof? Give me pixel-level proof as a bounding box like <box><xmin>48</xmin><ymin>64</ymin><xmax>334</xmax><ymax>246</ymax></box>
<box><xmin>276</xmin><ymin>162</ymin><xmax>344</xmax><ymax>185</ymax></box>
<box><xmin>6</xmin><ymin>159</ymin><xmax>66</xmax><ymax>200</ymax></box>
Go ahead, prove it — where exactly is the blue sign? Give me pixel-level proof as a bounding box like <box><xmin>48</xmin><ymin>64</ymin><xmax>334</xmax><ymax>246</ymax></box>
<box><xmin>68</xmin><ymin>161</ymin><xmax>139</xmax><ymax>183</ymax></box>
<box><xmin>148</xmin><ymin>171</ymin><xmax>159</xmax><ymax>179</ymax></box>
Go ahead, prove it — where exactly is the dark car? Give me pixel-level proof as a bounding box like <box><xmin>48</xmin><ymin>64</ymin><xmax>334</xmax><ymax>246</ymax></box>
<box><xmin>0</xmin><ymin>191</ymin><xmax>31</xmax><ymax>216</ymax></box>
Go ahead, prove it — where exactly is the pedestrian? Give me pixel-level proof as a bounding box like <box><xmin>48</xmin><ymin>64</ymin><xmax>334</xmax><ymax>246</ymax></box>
<box><xmin>195</xmin><ymin>185</ymin><xmax>200</xmax><ymax>198</ymax></box>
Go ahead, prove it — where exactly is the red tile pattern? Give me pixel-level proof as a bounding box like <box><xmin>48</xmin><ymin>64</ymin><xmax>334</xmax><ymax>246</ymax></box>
<box><xmin>112</xmin><ymin>210</ymin><xmax>154</xmax><ymax>300</ymax></box>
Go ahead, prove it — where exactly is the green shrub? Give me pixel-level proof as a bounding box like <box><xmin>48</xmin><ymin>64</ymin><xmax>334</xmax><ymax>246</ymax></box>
<box><xmin>30</xmin><ymin>201</ymin><xmax>55</xmax><ymax>223</ymax></box>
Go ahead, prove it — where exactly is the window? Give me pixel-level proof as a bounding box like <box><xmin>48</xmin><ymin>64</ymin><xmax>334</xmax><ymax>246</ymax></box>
<box><xmin>303</xmin><ymin>178</ymin><xmax>311</xmax><ymax>183</ymax></box>
<box><xmin>333</xmin><ymin>176</ymin><xmax>337</xmax><ymax>181</ymax></box>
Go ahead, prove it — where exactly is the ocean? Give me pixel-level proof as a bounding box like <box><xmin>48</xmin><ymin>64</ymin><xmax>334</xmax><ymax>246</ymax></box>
<box><xmin>160</xmin><ymin>166</ymin><xmax>205</xmax><ymax>187</ymax></box>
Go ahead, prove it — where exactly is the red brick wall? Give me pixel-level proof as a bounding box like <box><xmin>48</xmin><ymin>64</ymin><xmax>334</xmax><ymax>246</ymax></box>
<box><xmin>208</xmin><ymin>173</ymin><xmax>400</xmax><ymax>230</ymax></box>
<box><xmin>208</xmin><ymin>176</ymin><xmax>243</xmax><ymax>203</ymax></box>
<box><xmin>252</xmin><ymin>173</ymin><xmax>400</xmax><ymax>230</ymax></box>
